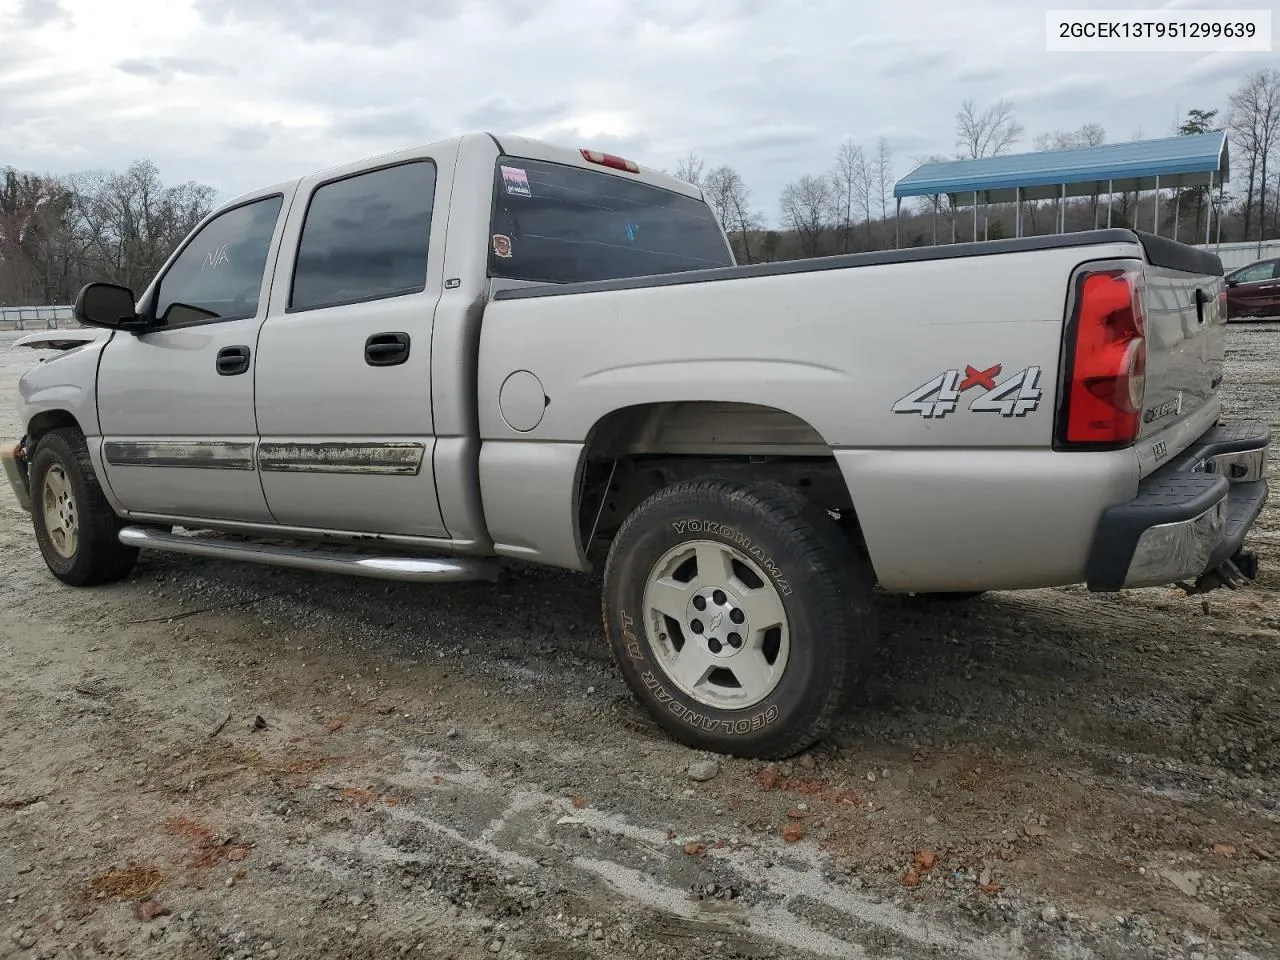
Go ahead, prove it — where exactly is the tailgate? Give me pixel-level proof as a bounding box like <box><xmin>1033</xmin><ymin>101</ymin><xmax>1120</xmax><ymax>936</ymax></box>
<box><xmin>1132</xmin><ymin>234</ymin><xmax>1226</xmax><ymax>476</ymax></box>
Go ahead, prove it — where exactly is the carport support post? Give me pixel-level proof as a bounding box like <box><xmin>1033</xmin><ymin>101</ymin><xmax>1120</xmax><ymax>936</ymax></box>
<box><xmin>1059</xmin><ymin>184</ymin><xmax>1066</xmax><ymax>233</ymax></box>
<box><xmin>972</xmin><ymin>191</ymin><xmax>978</xmax><ymax>242</ymax></box>
<box><xmin>895</xmin><ymin>197</ymin><xmax>901</xmax><ymax>249</ymax></box>
<box><xmin>932</xmin><ymin>196</ymin><xmax>938</xmax><ymax>245</ymax></box>
<box><xmin>1205</xmin><ymin>172</ymin><xmax>1214</xmax><ymax>244</ymax></box>
<box><xmin>983</xmin><ymin>192</ymin><xmax>989</xmax><ymax>241</ymax></box>
<box><xmin>1153</xmin><ymin>175</ymin><xmax>1161</xmax><ymax>235</ymax></box>
<box><xmin>1173</xmin><ymin>178</ymin><xmax>1180</xmax><ymax>241</ymax></box>
<box><xmin>951</xmin><ymin>197</ymin><xmax>957</xmax><ymax>243</ymax></box>
<box><xmin>1107</xmin><ymin>179</ymin><xmax>1113</xmax><ymax>227</ymax></box>
<box><xmin>1015</xmin><ymin>187</ymin><xmax>1022</xmax><ymax>238</ymax></box>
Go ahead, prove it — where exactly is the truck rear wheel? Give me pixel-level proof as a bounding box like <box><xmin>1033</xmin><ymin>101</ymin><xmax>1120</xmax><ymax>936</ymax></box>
<box><xmin>602</xmin><ymin>477</ymin><xmax>877</xmax><ymax>759</ymax></box>
<box><xmin>29</xmin><ymin>428</ymin><xmax>138</xmax><ymax>586</ymax></box>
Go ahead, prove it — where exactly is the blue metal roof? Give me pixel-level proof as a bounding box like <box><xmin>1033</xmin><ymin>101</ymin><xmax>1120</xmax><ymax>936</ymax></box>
<box><xmin>894</xmin><ymin>132</ymin><xmax>1228</xmax><ymax>203</ymax></box>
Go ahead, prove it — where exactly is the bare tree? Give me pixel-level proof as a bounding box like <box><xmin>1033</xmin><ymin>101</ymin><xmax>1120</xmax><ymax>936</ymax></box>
<box><xmin>1034</xmin><ymin>124</ymin><xmax>1106</xmax><ymax>152</ymax></box>
<box><xmin>672</xmin><ymin>152</ymin><xmax>706</xmax><ymax>188</ymax></box>
<box><xmin>873</xmin><ymin>138</ymin><xmax>894</xmax><ymax>246</ymax></box>
<box><xmin>779</xmin><ymin>175</ymin><xmax>833</xmax><ymax>257</ymax></box>
<box><xmin>73</xmin><ymin>161</ymin><xmax>215</xmax><ymax>293</ymax></box>
<box><xmin>830</xmin><ymin>140</ymin><xmax>864</xmax><ymax>254</ymax></box>
<box><xmin>1228</xmin><ymin>69</ymin><xmax>1280</xmax><ymax>242</ymax></box>
<box><xmin>703</xmin><ymin>164</ymin><xmax>758</xmax><ymax>262</ymax></box>
<box><xmin>956</xmin><ymin>99</ymin><xmax>1024</xmax><ymax>159</ymax></box>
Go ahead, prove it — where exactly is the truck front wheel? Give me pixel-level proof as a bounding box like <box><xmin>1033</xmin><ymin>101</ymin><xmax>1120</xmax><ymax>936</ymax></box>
<box><xmin>602</xmin><ymin>477</ymin><xmax>877</xmax><ymax>759</ymax></box>
<box><xmin>29</xmin><ymin>428</ymin><xmax>138</xmax><ymax>586</ymax></box>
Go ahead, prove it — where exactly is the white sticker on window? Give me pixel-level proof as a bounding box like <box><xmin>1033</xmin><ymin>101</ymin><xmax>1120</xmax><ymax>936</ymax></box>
<box><xmin>500</xmin><ymin>165</ymin><xmax>531</xmax><ymax>198</ymax></box>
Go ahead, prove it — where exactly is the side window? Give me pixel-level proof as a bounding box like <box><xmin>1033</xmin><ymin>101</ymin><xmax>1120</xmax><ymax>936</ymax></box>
<box><xmin>153</xmin><ymin>195</ymin><xmax>284</xmax><ymax>326</ymax></box>
<box><xmin>1234</xmin><ymin>260</ymin><xmax>1277</xmax><ymax>284</ymax></box>
<box><xmin>289</xmin><ymin>161</ymin><xmax>436</xmax><ymax>313</ymax></box>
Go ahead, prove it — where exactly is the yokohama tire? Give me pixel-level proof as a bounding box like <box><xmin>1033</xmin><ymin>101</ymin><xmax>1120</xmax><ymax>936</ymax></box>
<box><xmin>602</xmin><ymin>476</ymin><xmax>878</xmax><ymax>759</ymax></box>
<box><xmin>29</xmin><ymin>428</ymin><xmax>138</xmax><ymax>587</ymax></box>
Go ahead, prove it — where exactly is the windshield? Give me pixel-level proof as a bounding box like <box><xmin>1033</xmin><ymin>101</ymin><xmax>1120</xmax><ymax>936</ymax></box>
<box><xmin>488</xmin><ymin>156</ymin><xmax>733</xmax><ymax>285</ymax></box>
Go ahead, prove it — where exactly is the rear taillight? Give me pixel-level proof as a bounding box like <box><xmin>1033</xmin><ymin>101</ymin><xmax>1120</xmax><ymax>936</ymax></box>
<box><xmin>1058</xmin><ymin>267</ymin><xmax>1147</xmax><ymax>447</ymax></box>
<box><xmin>580</xmin><ymin>148</ymin><xmax>640</xmax><ymax>174</ymax></box>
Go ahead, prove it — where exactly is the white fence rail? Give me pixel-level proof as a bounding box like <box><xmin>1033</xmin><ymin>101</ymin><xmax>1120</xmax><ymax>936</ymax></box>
<box><xmin>0</xmin><ymin>305</ymin><xmax>77</xmax><ymax>330</ymax></box>
<box><xmin>1196</xmin><ymin>240</ymin><xmax>1280</xmax><ymax>271</ymax></box>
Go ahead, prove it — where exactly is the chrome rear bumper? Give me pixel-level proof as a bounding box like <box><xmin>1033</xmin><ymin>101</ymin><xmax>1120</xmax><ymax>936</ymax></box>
<box><xmin>1087</xmin><ymin>420</ymin><xmax>1269</xmax><ymax>592</ymax></box>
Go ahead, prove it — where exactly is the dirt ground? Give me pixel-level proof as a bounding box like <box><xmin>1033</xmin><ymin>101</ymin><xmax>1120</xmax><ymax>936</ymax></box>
<box><xmin>1</xmin><ymin>324</ymin><xmax>1278</xmax><ymax>960</ymax></box>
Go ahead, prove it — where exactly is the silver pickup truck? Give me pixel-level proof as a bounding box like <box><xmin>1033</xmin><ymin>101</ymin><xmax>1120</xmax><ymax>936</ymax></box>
<box><xmin>3</xmin><ymin>133</ymin><xmax>1270</xmax><ymax>759</ymax></box>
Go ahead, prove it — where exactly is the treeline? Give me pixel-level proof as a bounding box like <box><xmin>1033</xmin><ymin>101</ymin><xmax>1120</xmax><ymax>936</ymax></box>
<box><xmin>673</xmin><ymin>67</ymin><xmax>1280</xmax><ymax>263</ymax></box>
<box><xmin>0</xmin><ymin>161</ymin><xmax>214</xmax><ymax>306</ymax></box>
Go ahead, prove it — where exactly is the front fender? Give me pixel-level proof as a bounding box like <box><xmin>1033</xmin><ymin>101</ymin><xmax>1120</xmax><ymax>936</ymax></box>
<box><xmin>17</xmin><ymin>338</ymin><xmax>108</xmax><ymax>438</ymax></box>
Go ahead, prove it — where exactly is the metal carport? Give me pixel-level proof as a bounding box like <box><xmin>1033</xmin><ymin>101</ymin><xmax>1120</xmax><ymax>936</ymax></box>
<box><xmin>891</xmin><ymin>131</ymin><xmax>1229</xmax><ymax>246</ymax></box>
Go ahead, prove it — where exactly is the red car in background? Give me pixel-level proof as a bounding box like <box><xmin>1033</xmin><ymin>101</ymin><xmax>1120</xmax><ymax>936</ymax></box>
<box><xmin>1224</xmin><ymin>257</ymin><xmax>1280</xmax><ymax>321</ymax></box>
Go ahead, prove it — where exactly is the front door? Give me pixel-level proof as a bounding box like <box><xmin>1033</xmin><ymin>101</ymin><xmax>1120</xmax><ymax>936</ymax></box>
<box><xmin>254</xmin><ymin>152</ymin><xmax>450</xmax><ymax>538</ymax></box>
<box><xmin>96</xmin><ymin>189</ymin><xmax>291</xmax><ymax>522</ymax></box>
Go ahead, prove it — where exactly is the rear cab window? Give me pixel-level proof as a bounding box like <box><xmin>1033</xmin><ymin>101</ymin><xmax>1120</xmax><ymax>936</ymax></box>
<box><xmin>487</xmin><ymin>156</ymin><xmax>733</xmax><ymax>285</ymax></box>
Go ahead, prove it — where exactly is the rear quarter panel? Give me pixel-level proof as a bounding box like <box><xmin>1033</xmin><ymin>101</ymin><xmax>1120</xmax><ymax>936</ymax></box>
<box><xmin>476</xmin><ymin>239</ymin><xmax>1148</xmax><ymax>588</ymax></box>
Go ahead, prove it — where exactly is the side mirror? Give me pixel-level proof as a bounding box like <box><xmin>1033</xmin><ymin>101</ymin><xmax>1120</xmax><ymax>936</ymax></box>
<box><xmin>1225</xmin><ymin>279</ymin><xmax>1238</xmax><ymax>288</ymax></box>
<box><xmin>73</xmin><ymin>282</ymin><xmax>143</xmax><ymax>330</ymax></box>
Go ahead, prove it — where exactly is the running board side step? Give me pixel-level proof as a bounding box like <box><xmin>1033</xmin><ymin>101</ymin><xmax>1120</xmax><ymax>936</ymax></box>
<box><xmin>118</xmin><ymin>526</ymin><xmax>500</xmax><ymax>583</ymax></box>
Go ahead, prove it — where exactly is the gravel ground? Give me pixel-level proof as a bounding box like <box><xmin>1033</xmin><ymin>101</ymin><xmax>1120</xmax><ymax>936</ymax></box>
<box><xmin>0</xmin><ymin>325</ymin><xmax>1278</xmax><ymax>960</ymax></box>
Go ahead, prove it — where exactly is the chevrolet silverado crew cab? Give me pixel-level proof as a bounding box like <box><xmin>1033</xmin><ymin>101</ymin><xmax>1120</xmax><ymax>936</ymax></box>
<box><xmin>3</xmin><ymin>133</ymin><xmax>1270</xmax><ymax>759</ymax></box>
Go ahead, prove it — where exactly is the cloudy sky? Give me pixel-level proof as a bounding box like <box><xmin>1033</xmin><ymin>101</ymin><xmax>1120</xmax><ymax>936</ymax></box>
<box><xmin>0</xmin><ymin>0</ymin><xmax>1273</xmax><ymax>223</ymax></box>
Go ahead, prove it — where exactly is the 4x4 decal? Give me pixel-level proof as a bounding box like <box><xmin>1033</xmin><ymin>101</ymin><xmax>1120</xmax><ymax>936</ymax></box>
<box><xmin>893</xmin><ymin>363</ymin><xmax>1042</xmax><ymax>419</ymax></box>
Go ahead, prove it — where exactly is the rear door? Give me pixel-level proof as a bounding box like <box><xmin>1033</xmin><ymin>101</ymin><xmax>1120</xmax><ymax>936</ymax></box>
<box><xmin>254</xmin><ymin>146</ymin><xmax>454</xmax><ymax>538</ymax></box>
<box><xmin>96</xmin><ymin>188</ymin><xmax>291</xmax><ymax>522</ymax></box>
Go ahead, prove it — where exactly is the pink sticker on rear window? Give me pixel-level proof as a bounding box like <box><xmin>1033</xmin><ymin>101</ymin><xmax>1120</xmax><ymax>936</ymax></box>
<box><xmin>501</xmin><ymin>165</ymin><xmax>531</xmax><ymax>198</ymax></box>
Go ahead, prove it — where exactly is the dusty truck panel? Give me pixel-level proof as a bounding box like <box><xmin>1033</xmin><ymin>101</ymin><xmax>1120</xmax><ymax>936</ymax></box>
<box><xmin>5</xmin><ymin>132</ymin><xmax>1269</xmax><ymax>761</ymax></box>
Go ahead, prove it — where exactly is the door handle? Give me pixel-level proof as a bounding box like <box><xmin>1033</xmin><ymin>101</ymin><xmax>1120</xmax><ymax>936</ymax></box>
<box><xmin>216</xmin><ymin>345</ymin><xmax>251</xmax><ymax>376</ymax></box>
<box><xmin>365</xmin><ymin>332</ymin><xmax>411</xmax><ymax>367</ymax></box>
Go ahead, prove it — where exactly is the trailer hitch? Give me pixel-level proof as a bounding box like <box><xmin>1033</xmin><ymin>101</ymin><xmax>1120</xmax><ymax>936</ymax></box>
<box><xmin>1176</xmin><ymin>550</ymin><xmax>1258</xmax><ymax>596</ymax></box>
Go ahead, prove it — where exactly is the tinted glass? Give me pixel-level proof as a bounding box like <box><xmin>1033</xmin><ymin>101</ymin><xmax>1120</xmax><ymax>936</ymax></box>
<box><xmin>488</xmin><ymin>157</ymin><xmax>733</xmax><ymax>284</ymax></box>
<box><xmin>290</xmin><ymin>161</ymin><xmax>436</xmax><ymax>312</ymax></box>
<box><xmin>1232</xmin><ymin>260</ymin><xmax>1277</xmax><ymax>283</ymax></box>
<box><xmin>154</xmin><ymin>195</ymin><xmax>283</xmax><ymax>326</ymax></box>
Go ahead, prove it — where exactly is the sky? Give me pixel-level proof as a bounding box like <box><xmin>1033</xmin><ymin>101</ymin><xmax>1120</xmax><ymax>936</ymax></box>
<box><xmin>0</xmin><ymin>0</ymin><xmax>1274</xmax><ymax>224</ymax></box>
